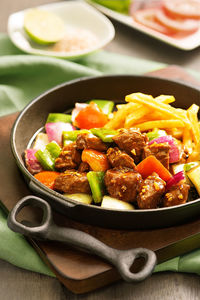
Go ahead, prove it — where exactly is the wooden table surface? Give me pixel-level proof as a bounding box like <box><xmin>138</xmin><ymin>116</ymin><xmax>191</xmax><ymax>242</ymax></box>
<box><xmin>1</xmin><ymin>1</ymin><xmax>200</xmax><ymax>299</ymax></box>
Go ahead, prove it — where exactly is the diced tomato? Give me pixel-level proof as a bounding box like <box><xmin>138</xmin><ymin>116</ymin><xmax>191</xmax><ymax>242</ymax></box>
<box><xmin>163</xmin><ymin>0</ymin><xmax>200</xmax><ymax>19</ymax></box>
<box><xmin>74</xmin><ymin>102</ymin><xmax>108</xmax><ymax>129</ymax></box>
<box><xmin>155</xmin><ymin>9</ymin><xmax>199</xmax><ymax>33</ymax></box>
<box><xmin>133</xmin><ymin>8</ymin><xmax>173</xmax><ymax>35</ymax></box>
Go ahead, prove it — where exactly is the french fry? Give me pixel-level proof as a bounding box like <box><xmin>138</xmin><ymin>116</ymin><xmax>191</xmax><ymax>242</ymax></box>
<box><xmin>187</xmin><ymin>104</ymin><xmax>200</xmax><ymax>144</ymax></box>
<box><xmin>136</xmin><ymin>120</ymin><xmax>185</xmax><ymax>131</ymax></box>
<box><xmin>154</xmin><ymin>94</ymin><xmax>175</xmax><ymax>104</ymax></box>
<box><xmin>126</xmin><ymin>93</ymin><xmax>175</xmax><ymax>105</ymax></box>
<box><xmin>125</xmin><ymin>111</ymin><xmax>170</xmax><ymax>128</ymax></box>
<box><xmin>166</xmin><ymin>128</ymin><xmax>184</xmax><ymax>140</ymax></box>
<box><xmin>125</xmin><ymin>93</ymin><xmax>191</xmax><ymax>128</ymax></box>
<box><xmin>105</xmin><ymin>102</ymin><xmax>140</xmax><ymax>129</ymax></box>
<box><xmin>187</xmin><ymin>141</ymin><xmax>200</xmax><ymax>162</ymax></box>
<box><xmin>124</xmin><ymin>93</ymin><xmax>175</xmax><ymax>128</ymax></box>
<box><xmin>124</xmin><ymin>106</ymin><xmax>150</xmax><ymax>128</ymax></box>
<box><xmin>125</xmin><ymin>92</ymin><xmax>154</xmax><ymax>103</ymax></box>
<box><xmin>183</xmin><ymin>128</ymin><xmax>193</xmax><ymax>155</ymax></box>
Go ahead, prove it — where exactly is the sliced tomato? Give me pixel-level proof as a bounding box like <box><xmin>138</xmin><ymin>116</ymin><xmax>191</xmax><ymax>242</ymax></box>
<box><xmin>155</xmin><ymin>9</ymin><xmax>199</xmax><ymax>33</ymax></box>
<box><xmin>74</xmin><ymin>102</ymin><xmax>108</xmax><ymax>129</ymax></box>
<box><xmin>133</xmin><ymin>8</ymin><xmax>173</xmax><ymax>35</ymax></box>
<box><xmin>163</xmin><ymin>0</ymin><xmax>200</xmax><ymax>19</ymax></box>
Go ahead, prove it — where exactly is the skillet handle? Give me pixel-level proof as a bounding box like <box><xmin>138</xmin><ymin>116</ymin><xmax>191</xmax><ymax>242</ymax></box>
<box><xmin>49</xmin><ymin>226</ymin><xmax>157</xmax><ymax>282</ymax></box>
<box><xmin>8</xmin><ymin>195</ymin><xmax>157</xmax><ymax>282</ymax></box>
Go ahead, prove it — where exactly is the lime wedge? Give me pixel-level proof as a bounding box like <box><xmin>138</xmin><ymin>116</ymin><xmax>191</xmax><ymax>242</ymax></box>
<box><xmin>24</xmin><ymin>9</ymin><xmax>65</xmax><ymax>45</ymax></box>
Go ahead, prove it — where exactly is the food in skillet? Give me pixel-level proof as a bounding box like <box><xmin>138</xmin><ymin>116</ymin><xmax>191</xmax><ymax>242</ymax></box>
<box><xmin>24</xmin><ymin>93</ymin><xmax>200</xmax><ymax>210</ymax></box>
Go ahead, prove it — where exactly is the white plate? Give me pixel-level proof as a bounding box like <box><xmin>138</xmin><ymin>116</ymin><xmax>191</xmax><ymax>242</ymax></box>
<box><xmin>7</xmin><ymin>1</ymin><xmax>115</xmax><ymax>59</ymax></box>
<box><xmin>87</xmin><ymin>0</ymin><xmax>200</xmax><ymax>51</ymax></box>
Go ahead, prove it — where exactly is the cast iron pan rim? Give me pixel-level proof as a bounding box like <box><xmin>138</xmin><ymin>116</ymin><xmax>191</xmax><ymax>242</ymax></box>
<box><xmin>11</xmin><ymin>74</ymin><xmax>200</xmax><ymax>214</ymax></box>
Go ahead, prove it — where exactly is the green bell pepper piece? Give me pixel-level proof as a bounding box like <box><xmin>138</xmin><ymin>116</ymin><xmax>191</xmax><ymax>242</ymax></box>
<box><xmin>35</xmin><ymin>141</ymin><xmax>61</xmax><ymax>171</ymax></box>
<box><xmin>88</xmin><ymin>99</ymin><xmax>114</xmax><ymax>115</ymax></box>
<box><xmin>63</xmin><ymin>130</ymin><xmax>90</xmax><ymax>143</ymax></box>
<box><xmin>46</xmin><ymin>141</ymin><xmax>61</xmax><ymax>159</ymax></box>
<box><xmin>87</xmin><ymin>171</ymin><xmax>105</xmax><ymax>204</ymax></box>
<box><xmin>35</xmin><ymin>149</ymin><xmax>55</xmax><ymax>171</ymax></box>
<box><xmin>91</xmin><ymin>128</ymin><xmax>118</xmax><ymax>143</ymax></box>
<box><xmin>146</xmin><ymin>129</ymin><xmax>167</xmax><ymax>142</ymax></box>
<box><xmin>46</xmin><ymin>113</ymin><xmax>72</xmax><ymax>123</ymax></box>
<box><xmin>90</xmin><ymin>0</ymin><xmax>131</xmax><ymax>14</ymax></box>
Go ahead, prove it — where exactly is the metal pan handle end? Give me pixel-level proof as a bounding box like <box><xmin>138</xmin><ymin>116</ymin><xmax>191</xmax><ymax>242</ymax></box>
<box><xmin>115</xmin><ymin>248</ymin><xmax>157</xmax><ymax>282</ymax></box>
<box><xmin>7</xmin><ymin>195</ymin><xmax>53</xmax><ymax>238</ymax></box>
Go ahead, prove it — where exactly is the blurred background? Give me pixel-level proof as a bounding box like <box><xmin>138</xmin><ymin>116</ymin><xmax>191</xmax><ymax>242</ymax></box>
<box><xmin>1</xmin><ymin>0</ymin><xmax>200</xmax><ymax>72</ymax></box>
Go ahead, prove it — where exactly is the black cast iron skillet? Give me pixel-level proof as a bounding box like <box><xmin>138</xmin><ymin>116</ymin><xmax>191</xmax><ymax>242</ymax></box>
<box><xmin>10</xmin><ymin>75</ymin><xmax>200</xmax><ymax>230</ymax></box>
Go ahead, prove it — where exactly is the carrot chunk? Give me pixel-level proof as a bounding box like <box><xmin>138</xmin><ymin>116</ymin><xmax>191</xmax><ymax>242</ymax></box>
<box><xmin>136</xmin><ymin>155</ymin><xmax>172</xmax><ymax>182</ymax></box>
<box><xmin>82</xmin><ymin>149</ymin><xmax>110</xmax><ymax>172</ymax></box>
<box><xmin>34</xmin><ymin>171</ymin><xmax>60</xmax><ymax>189</ymax></box>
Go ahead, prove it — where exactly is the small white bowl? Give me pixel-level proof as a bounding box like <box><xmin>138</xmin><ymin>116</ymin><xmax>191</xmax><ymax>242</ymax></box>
<box><xmin>7</xmin><ymin>1</ymin><xmax>115</xmax><ymax>59</ymax></box>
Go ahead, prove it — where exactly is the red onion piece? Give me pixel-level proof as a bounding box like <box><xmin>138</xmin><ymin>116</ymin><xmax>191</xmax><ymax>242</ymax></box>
<box><xmin>71</xmin><ymin>103</ymin><xmax>88</xmax><ymax>123</ymax></box>
<box><xmin>24</xmin><ymin>149</ymin><xmax>43</xmax><ymax>174</ymax></box>
<box><xmin>148</xmin><ymin>135</ymin><xmax>173</xmax><ymax>145</ymax></box>
<box><xmin>168</xmin><ymin>142</ymin><xmax>180</xmax><ymax>164</ymax></box>
<box><xmin>45</xmin><ymin>122</ymin><xmax>75</xmax><ymax>145</ymax></box>
<box><xmin>166</xmin><ymin>171</ymin><xmax>185</xmax><ymax>191</ymax></box>
<box><xmin>148</xmin><ymin>135</ymin><xmax>180</xmax><ymax>163</ymax></box>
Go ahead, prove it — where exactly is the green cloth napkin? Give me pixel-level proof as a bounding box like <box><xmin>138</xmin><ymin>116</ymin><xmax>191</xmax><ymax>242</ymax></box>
<box><xmin>1</xmin><ymin>33</ymin><xmax>200</xmax><ymax>277</ymax></box>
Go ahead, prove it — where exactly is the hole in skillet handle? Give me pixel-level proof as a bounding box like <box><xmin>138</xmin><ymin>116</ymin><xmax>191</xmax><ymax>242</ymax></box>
<box><xmin>7</xmin><ymin>196</ymin><xmax>53</xmax><ymax>239</ymax></box>
<box><xmin>114</xmin><ymin>248</ymin><xmax>157</xmax><ymax>282</ymax></box>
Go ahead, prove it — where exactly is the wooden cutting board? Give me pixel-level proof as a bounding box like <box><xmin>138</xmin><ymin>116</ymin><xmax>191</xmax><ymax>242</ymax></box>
<box><xmin>1</xmin><ymin>65</ymin><xmax>200</xmax><ymax>294</ymax></box>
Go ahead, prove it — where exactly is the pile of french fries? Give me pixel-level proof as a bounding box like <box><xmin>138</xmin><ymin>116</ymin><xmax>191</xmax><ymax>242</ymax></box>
<box><xmin>105</xmin><ymin>92</ymin><xmax>200</xmax><ymax>162</ymax></box>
